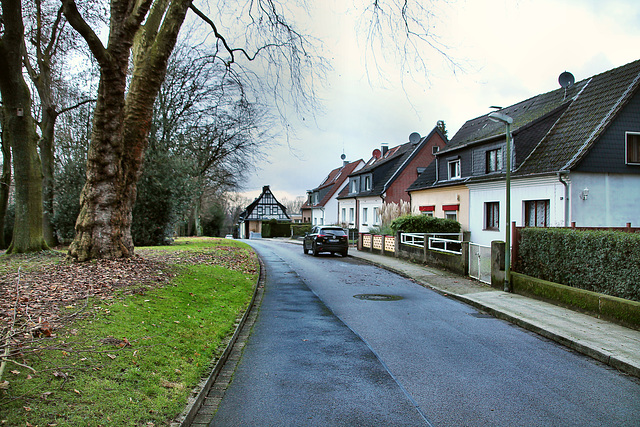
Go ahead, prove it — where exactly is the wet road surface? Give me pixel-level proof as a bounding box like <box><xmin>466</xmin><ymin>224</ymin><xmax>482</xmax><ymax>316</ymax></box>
<box><xmin>211</xmin><ymin>240</ymin><xmax>640</xmax><ymax>426</ymax></box>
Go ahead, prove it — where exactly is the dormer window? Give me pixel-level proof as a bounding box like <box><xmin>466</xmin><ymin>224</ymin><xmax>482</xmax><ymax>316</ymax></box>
<box><xmin>486</xmin><ymin>148</ymin><xmax>503</xmax><ymax>173</ymax></box>
<box><xmin>448</xmin><ymin>159</ymin><xmax>461</xmax><ymax>180</ymax></box>
<box><xmin>627</xmin><ymin>132</ymin><xmax>640</xmax><ymax>165</ymax></box>
<box><xmin>364</xmin><ymin>175</ymin><xmax>371</xmax><ymax>191</ymax></box>
<box><xmin>350</xmin><ymin>179</ymin><xmax>358</xmax><ymax>193</ymax></box>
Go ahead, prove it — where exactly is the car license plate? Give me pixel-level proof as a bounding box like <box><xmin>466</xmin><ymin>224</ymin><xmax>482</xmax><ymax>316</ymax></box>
<box><xmin>328</xmin><ymin>239</ymin><xmax>339</xmax><ymax>243</ymax></box>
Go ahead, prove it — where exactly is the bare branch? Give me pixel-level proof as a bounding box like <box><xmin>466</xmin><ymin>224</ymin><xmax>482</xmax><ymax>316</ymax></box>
<box><xmin>61</xmin><ymin>0</ymin><xmax>109</xmax><ymax>67</ymax></box>
<box><xmin>57</xmin><ymin>98</ymin><xmax>96</xmax><ymax>116</ymax></box>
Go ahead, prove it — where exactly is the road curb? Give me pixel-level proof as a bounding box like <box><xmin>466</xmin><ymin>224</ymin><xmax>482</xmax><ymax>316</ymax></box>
<box><xmin>171</xmin><ymin>255</ymin><xmax>266</xmax><ymax>426</ymax></box>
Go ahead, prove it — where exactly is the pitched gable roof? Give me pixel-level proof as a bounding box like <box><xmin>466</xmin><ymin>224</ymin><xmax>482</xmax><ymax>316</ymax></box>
<box><xmin>517</xmin><ymin>59</ymin><xmax>640</xmax><ymax>175</ymax></box>
<box><xmin>440</xmin><ymin>59</ymin><xmax>640</xmax><ymax>178</ymax></box>
<box><xmin>239</xmin><ymin>185</ymin><xmax>290</xmax><ymax>221</ymax></box>
<box><xmin>306</xmin><ymin>160</ymin><xmax>363</xmax><ymax>208</ymax></box>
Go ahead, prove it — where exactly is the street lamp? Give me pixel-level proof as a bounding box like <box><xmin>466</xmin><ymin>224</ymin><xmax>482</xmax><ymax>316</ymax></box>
<box><xmin>488</xmin><ymin>109</ymin><xmax>513</xmax><ymax>292</ymax></box>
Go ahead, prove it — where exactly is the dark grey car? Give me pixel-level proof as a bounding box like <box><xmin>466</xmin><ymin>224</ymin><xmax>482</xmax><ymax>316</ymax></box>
<box><xmin>303</xmin><ymin>226</ymin><xmax>349</xmax><ymax>257</ymax></box>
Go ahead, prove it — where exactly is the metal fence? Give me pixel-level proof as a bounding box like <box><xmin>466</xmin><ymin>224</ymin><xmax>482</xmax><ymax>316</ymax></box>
<box><xmin>469</xmin><ymin>243</ymin><xmax>491</xmax><ymax>284</ymax></box>
<box><xmin>428</xmin><ymin>237</ymin><xmax>462</xmax><ymax>255</ymax></box>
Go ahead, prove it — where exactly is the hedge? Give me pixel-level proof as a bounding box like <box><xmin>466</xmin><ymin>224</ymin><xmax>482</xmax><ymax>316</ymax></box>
<box><xmin>262</xmin><ymin>219</ymin><xmax>292</xmax><ymax>238</ymax></box>
<box><xmin>518</xmin><ymin>228</ymin><xmax>640</xmax><ymax>302</ymax></box>
<box><xmin>390</xmin><ymin>214</ymin><xmax>461</xmax><ymax>234</ymax></box>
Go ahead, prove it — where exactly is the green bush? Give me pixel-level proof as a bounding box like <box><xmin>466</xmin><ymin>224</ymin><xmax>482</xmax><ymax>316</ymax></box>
<box><xmin>390</xmin><ymin>214</ymin><xmax>461</xmax><ymax>234</ymax></box>
<box><xmin>262</xmin><ymin>219</ymin><xmax>291</xmax><ymax>238</ymax></box>
<box><xmin>519</xmin><ymin>228</ymin><xmax>640</xmax><ymax>302</ymax></box>
<box><xmin>291</xmin><ymin>223</ymin><xmax>312</xmax><ymax>237</ymax></box>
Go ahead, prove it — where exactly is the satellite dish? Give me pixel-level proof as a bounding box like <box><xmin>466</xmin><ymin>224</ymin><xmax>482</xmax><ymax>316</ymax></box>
<box><xmin>340</xmin><ymin>153</ymin><xmax>346</xmax><ymax>160</ymax></box>
<box><xmin>558</xmin><ymin>71</ymin><xmax>575</xmax><ymax>89</ymax></box>
<box><xmin>409</xmin><ymin>132</ymin><xmax>421</xmax><ymax>144</ymax></box>
<box><xmin>372</xmin><ymin>149</ymin><xmax>382</xmax><ymax>159</ymax></box>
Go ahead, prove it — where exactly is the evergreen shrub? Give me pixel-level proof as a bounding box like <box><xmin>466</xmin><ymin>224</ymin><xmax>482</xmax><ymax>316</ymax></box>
<box><xmin>390</xmin><ymin>214</ymin><xmax>461</xmax><ymax>234</ymax></box>
<box><xmin>291</xmin><ymin>223</ymin><xmax>312</xmax><ymax>237</ymax></box>
<box><xmin>262</xmin><ymin>219</ymin><xmax>291</xmax><ymax>238</ymax></box>
<box><xmin>519</xmin><ymin>228</ymin><xmax>640</xmax><ymax>302</ymax></box>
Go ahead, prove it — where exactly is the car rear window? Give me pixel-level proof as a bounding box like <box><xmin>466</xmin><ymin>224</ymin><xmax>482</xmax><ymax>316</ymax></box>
<box><xmin>320</xmin><ymin>228</ymin><xmax>346</xmax><ymax>236</ymax></box>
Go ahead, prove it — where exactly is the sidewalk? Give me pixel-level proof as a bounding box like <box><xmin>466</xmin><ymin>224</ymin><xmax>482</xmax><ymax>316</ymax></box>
<box><xmin>284</xmin><ymin>238</ymin><xmax>640</xmax><ymax>378</ymax></box>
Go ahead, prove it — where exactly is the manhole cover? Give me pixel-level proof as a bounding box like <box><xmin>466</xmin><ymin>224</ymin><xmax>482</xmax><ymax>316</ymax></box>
<box><xmin>353</xmin><ymin>294</ymin><xmax>404</xmax><ymax>301</ymax></box>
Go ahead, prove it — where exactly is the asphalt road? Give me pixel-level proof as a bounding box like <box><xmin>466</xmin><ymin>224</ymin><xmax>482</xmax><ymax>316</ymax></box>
<box><xmin>211</xmin><ymin>240</ymin><xmax>640</xmax><ymax>426</ymax></box>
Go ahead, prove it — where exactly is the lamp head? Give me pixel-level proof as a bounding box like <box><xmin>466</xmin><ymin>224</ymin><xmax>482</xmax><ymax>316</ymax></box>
<box><xmin>488</xmin><ymin>111</ymin><xmax>513</xmax><ymax>124</ymax></box>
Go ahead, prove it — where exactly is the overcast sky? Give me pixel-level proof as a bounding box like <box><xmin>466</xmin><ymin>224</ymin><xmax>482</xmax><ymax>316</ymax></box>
<box><xmin>239</xmin><ymin>0</ymin><xmax>640</xmax><ymax>202</ymax></box>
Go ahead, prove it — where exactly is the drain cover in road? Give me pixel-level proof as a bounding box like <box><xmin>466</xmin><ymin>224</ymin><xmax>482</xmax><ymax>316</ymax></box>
<box><xmin>353</xmin><ymin>294</ymin><xmax>404</xmax><ymax>301</ymax></box>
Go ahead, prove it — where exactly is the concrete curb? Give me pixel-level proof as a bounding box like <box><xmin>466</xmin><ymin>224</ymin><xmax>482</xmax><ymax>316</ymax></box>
<box><xmin>171</xmin><ymin>256</ymin><xmax>266</xmax><ymax>427</ymax></box>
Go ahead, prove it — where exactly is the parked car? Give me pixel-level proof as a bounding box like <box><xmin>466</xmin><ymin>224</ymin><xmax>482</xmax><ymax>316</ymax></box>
<box><xmin>303</xmin><ymin>226</ymin><xmax>349</xmax><ymax>257</ymax></box>
<box><xmin>224</xmin><ymin>234</ymin><xmax>234</xmax><ymax>239</ymax></box>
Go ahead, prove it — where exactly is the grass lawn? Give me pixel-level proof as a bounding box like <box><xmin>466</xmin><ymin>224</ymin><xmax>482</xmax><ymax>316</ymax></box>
<box><xmin>0</xmin><ymin>237</ymin><xmax>258</xmax><ymax>426</ymax></box>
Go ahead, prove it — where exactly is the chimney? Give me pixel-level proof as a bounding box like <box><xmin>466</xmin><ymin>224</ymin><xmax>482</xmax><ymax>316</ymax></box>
<box><xmin>381</xmin><ymin>143</ymin><xmax>389</xmax><ymax>156</ymax></box>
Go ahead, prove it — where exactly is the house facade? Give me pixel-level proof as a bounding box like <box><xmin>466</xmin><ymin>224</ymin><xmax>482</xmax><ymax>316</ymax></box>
<box><xmin>338</xmin><ymin>127</ymin><xmax>447</xmax><ymax>232</ymax></box>
<box><xmin>301</xmin><ymin>158</ymin><xmax>364</xmax><ymax>226</ymax></box>
<box><xmin>414</xmin><ymin>59</ymin><xmax>640</xmax><ymax>246</ymax></box>
<box><xmin>238</xmin><ymin>185</ymin><xmax>291</xmax><ymax>239</ymax></box>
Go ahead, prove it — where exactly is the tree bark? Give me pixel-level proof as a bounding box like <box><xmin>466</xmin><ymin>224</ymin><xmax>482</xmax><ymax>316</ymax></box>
<box><xmin>0</xmin><ymin>0</ymin><xmax>48</xmax><ymax>254</ymax></box>
<box><xmin>0</xmin><ymin>115</ymin><xmax>11</xmax><ymax>249</ymax></box>
<box><xmin>39</xmin><ymin>105</ymin><xmax>58</xmax><ymax>247</ymax></box>
<box><xmin>64</xmin><ymin>0</ymin><xmax>191</xmax><ymax>261</ymax></box>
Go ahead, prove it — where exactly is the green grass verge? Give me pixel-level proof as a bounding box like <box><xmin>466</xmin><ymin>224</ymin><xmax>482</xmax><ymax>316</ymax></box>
<box><xmin>1</xmin><ymin>237</ymin><xmax>257</xmax><ymax>426</ymax></box>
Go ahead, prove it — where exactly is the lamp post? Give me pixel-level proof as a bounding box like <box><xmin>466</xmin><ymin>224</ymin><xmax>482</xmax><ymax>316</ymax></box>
<box><xmin>488</xmin><ymin>110</ymin><xmax>513</xmax><ymax>292</ymax></box>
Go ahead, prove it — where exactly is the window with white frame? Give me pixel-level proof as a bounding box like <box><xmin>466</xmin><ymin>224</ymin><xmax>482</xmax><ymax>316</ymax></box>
<box><xmin>350</xmin><ymin>179</ymin><xmax>359</xmax><ymax>193</ymax></box>
<box><xmin>349</xmin><ymin>208</ymin><xmax>354</xmax><ymax>223</ymax></box>
<box><xmin>362</xmin><ymin>207</ymin><xmax>368</xmax><ymax>225</ymax></box>
<box><xmin>444</xmin><ymin>210</ymin><xmax>457</xmax><ymax>221</ymax></box>
<box><xmin>627</xmin><ymin>132</ymin><xmax>640</xmax><ymax>165</ymax></box>
<box><xmin>364</xmin><ymin>175</ymin><xmax>371</xmax><ymax>191</ymax></box>
<box><xmin>524</xmin><ymin>200</ymin><xmax>550</xmax><ymax>227</ymax></box>
<box><xmin>341</xmin><ymin>208</ymin><xmax>346</xmax><ymax>223</ymax></box>
<box><xmin>448</xmin><ymin>159</ymin><xmax>461</xmax><ymax>180</ymax></box>
<box><xmin>486</xmin><ymin>148</ymin><xmax>503</xmax><ymax>173</ymax></box>
<box><xmin>373</xmin><ymin>207</ymin><xmax>380</xmax><ymax>225</ymax></box>
<box><xmin>484</xmin><ymin>202</ymin><xmax>499</xmax><ymax>230</ymax></box>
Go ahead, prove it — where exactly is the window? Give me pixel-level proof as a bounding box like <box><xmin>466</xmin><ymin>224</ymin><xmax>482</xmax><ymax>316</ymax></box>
<box><xmin>341</xmin><ymin>208</ymin><xmax>346</xmax><ymax>223</ymax></box>
<box><xmin>349</xmin><ymin>208</ymin><xmax>354</xmax><ymax>223</ymax></box>
<box><xmin>373</xmin><ymin>207</ymin><xmax>380</xmax><ymax>225</ymax></box>
<box><xmin>524</xmin><ymin>200</ymin><xmax>550</xmax><ymax>227</ymax></box>
<box><xmin>364</xmin><ymin>176</ymin><xmax>371</xmax><ymax>191</ymax></box>
<box><xmin>444</xmin><ymin>211</ymin><xmax>457</xmax><ymax>221</ymax></box>
<box><xmin>486</xmin><ymin>148</ymin><xmax>503</xmax><ymax>173</ymax></box>
<box><xmin>484</xmin><ymin>202</ymin><xmax>500</xmax><ymax>230</ymax></box>
<box><xmin>419</xmin><ymin>205</ymin><xmax>435</xmax><ymax>216</ymax></box>
<box><xmin>627</xmin><ymin>132</ymin><xmax>640</xmax><ymax>165</ymax></box>
<box><xmin>448</xmin><ymin>159</ymin><xmax>461</xmax><ymax>180</ymax></box>
<box><xmin>362</xmin><ymin>208</ymin><xmax>368</xmax><ymax>225</ymax></box>
<box><xmin>350</xmin><ymin>179</ymin><xmax>359</xmax><ymax>193</ymax></box>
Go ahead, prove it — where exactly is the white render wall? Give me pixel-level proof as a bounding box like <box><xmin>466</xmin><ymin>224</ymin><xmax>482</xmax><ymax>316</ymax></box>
<box><xmin>337</xmin><ymin>199</ymin><xmax>356</xmax><ymax>228</ymax></box>
<box><xmin>570</xmin><ymin>172</ymin><xmax>640</xmax><ymax>227</ymax></box>
<box><xmin>357</xmin><ymin>196</ymin><xmax>383</xmax><ymax>233</ymax></box>
<box><xmin>467</xmin><ymin>176</ymin><xmax>567</xmax><ymax>247</ymax></box>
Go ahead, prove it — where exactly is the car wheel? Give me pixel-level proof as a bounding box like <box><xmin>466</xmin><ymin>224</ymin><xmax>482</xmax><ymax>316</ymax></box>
<box><xmin>341</xmin><ymin>250</ymin><xmax>348</xmax><ymax>257</ymax></box>
<box><xmin>303</xmin><ymin>242</ymin><xmax>309</xmax><ymax>254</ymax></box>
<box><xmin>312</xmin><ymin>243</ymin><xmax>319</xmax><ymax>257</ymax></box>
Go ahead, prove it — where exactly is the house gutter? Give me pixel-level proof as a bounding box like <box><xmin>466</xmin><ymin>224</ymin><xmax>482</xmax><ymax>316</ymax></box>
<box><xmin>558</xmin><ymin>172</ymin><xmax>570</xmax><ymax>226</ymax></box>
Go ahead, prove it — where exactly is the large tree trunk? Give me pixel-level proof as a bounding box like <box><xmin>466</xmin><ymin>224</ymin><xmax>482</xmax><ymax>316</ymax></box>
<box><xmin>0</xmin><ymin>117</ymin><xmax>11</xmax><ymax>250</ymax></box>
<box><xmin>0</xmin><ymin>0</ymin><xmax>48</xmax><ymax>254</ymax></box>
<box><xmin>64</xmin><ymin>0</ymin><xmax>191</xmax><ymax>261</ymax></box>
<box><xmin>39</xmin><ymin>105</ymin><xmax>58</xmax><ymax>247</ymax></box>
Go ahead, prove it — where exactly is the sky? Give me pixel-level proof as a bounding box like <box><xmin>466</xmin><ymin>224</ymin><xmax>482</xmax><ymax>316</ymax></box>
<box><xmin>238</xmin><ymin>0</ymin><xmax>640</xmax><ymax>203</ymax></box>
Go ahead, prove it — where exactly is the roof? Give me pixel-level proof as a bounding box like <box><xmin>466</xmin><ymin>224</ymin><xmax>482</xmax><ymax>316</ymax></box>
<box><xmin>239</xmin><ymin>185</ymin><xmax>290</xmax><ymax>221</ymax></box>
<box><xmin>406</xmin><ymin>161</ymin><xmax>437</xmax><ymax>192</ymax></box>
<box><xmin>517</xmin><ymin>59</ymin><xmax>640</xmax><ymax>175</ymax></box>
<box><xmin>437</xmin><ymin>58</ymin><xmax>640</xmax><ymax>180</ymax></box>
<box><xmin>347</xmin><ymin>126</ymin><xmax>445</xmax><ymax>197</ymax></box>
<box><xmin>305</xmin><ymin>160</ymin><xmax>363</xmax><ymax>208</ymax></box>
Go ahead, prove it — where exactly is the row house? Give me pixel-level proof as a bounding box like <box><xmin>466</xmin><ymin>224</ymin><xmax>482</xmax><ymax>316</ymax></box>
<box><xmin>408</xmin><ymin>59</ymin><xmax>640</xmax><ymax>246</ymax></box>
<box><xmin>338</xmin><ymin>127</ymin><xmax>447</xmax><ymax>232</ymax></box>
<box><xmin>301</xmin><ymin>158</ymin><xmax>364</xmax><ymax>226</ymax></box>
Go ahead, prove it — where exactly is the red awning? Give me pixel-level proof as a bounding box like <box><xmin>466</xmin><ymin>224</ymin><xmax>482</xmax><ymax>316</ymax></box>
<box><xmin>419</xmin><ymin>205</ymin><xmax>435</xmax><ymax>212</ymax></box>
<box><xmin>442</xmin><ymin>204</ymin><xmax>459</xmax><ymax>211</ymax></box>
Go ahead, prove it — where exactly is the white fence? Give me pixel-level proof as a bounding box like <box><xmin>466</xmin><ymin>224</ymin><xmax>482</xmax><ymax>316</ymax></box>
<box><xmin>400</xmin><ymin>232</ymin><xmax>462</xmax><ymax>250</ymax></box>
<box><xmin>428</xmin><ymin>237</ymin><xmax>462</xmax><ymax>255</ymax></box>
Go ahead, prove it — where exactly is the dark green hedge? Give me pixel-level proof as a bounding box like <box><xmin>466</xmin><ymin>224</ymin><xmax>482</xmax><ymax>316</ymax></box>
<box><xmin>262</xmin><ymin>219</ymin><xmax>291</xmax><ymax>238</ymax></box>
<box><xmin>390</xmin><ymin>215</ymin><xmax>461</xmax><ymax>234</ymax></box>
<box><xmin>291</xmin><ymin>223</ymin><xmax>312</xmax><ymax>237</ymax></box>
<box><xmin>518</xmin><ymin>228</ymin><xmax>640</xmax><ymax>302</ymax></box>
